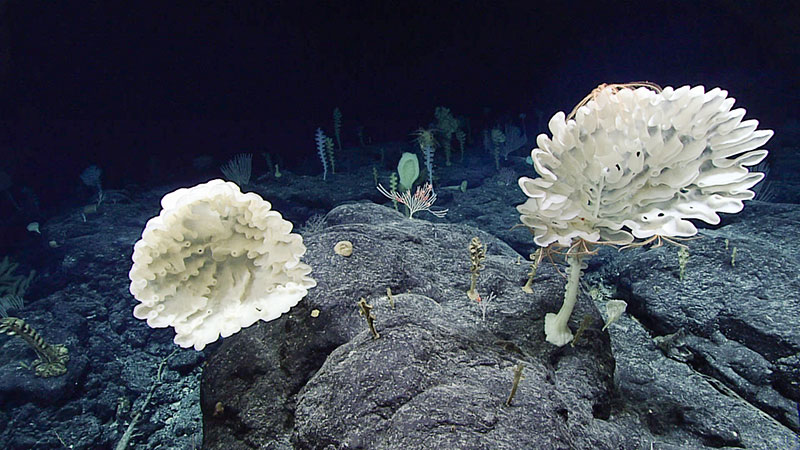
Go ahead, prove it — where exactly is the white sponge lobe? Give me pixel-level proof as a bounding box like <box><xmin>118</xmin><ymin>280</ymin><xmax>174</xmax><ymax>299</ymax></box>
<box><xmin>129</xmin><ymin>179</ymin><xmax>316</xmax><ymax>350</ymax></box>
<box><xmin>518</xmin><ymin>85</ymin><xmax>772</xmax><ymax>247</ymax></box>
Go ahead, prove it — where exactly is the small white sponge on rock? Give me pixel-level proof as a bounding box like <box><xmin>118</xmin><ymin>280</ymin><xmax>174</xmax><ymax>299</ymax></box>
<box><xmin>129</xmin><ymin>179</ymin><xmax>316</xmax><ymax>350</ymax></box>
<box><xmin>518</xmin><ymin>85</ymin><xmax>772</xmax><ymax>248</ymax></box>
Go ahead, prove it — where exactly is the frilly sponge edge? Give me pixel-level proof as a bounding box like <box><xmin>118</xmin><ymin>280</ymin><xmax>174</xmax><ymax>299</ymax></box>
<box><xmin>518</xmin><ymin>84</ymin><xmax>772</xmax><ymax>248</ymax></box>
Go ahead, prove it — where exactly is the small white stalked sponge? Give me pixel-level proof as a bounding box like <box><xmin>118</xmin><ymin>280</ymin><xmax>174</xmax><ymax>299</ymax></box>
<box><xmin>518</xmin><ymin>84</ymin><xmax>772</xmax><ymax>346</ymax></box>
<box><xmin>129</xmin><ymin>179</ymin><xmax>316</xmax><ymax>350</ymax></box>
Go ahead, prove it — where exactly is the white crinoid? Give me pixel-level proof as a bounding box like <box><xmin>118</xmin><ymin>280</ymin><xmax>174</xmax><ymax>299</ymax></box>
<box><xmin>518</xmin><ymin>84</ymin><xmax>773</xmax><ymax>248</ymax></box>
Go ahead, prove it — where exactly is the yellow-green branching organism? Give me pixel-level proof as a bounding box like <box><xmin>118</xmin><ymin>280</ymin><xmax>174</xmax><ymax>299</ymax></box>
<box><xmin>0</xmin><ymin>317</ymin><xmax>69</xmax><ymax>377</ymax></box>
<box><xmin>522</xmin><ymin>248</ymin><xmax>543</xmax><ymax>293</ymax></box>
<box><xmin>466</xmin><ymin>237</ymin><xmax>486</xmax><ymax>301</ymax></box>
<box><xmin>357</xmin><ymin>298</ymin><xmax>379</xmax><ymax>339</ymax></box>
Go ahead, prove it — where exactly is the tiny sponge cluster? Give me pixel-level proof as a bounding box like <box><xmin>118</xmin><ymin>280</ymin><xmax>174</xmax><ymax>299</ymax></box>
<box><xmin>129</xmin><ymin>179</ymin><xmax>316</xmax><ymax>350</ymax></box>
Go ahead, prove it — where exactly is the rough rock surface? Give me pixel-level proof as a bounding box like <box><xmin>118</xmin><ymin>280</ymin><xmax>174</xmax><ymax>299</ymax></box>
<box><xmin>202</xmin><ymin>202</ymin><xmax>799</xmax><ymax>449</ymax></box>
<box><xmin>597</xmin><ymin>201</ymin><xmax>800</xmax><ymax>443</ymax></box>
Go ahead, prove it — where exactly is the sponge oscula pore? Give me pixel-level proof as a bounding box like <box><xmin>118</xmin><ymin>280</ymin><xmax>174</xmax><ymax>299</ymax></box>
<box><xmin>129</xmin><ymin>179</ymin><xmax>316</xmax><ymax>350</ymax></box>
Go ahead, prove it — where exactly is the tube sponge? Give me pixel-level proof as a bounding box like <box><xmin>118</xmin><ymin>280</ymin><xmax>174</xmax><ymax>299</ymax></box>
<box><xmin>129</xmin><ymin>179</ymin><xmax>316</xmax><ymax>350</ymax></box>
